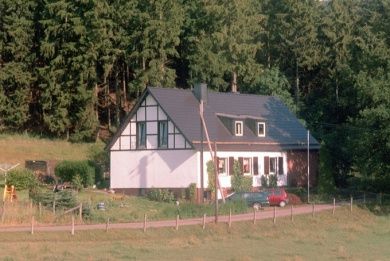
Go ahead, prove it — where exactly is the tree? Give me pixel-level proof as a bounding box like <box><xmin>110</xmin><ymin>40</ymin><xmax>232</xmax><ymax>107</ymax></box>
<box><xmin>0</xmin><ymin>0</ymin><xmax>36</xmax><ymax>130</ymax></box>
<box><xmin>38</xmin><ymin>0</ymin><xmax>100</xmax><ymax>140</ymax></box>
<box><xmin>188</xmin><ymin>0</ymin><xmax>263</xmax><ymax>92</ymax></box>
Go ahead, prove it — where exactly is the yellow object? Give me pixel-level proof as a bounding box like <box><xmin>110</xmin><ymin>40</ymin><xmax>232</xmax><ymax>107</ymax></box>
<box><xmin>3</xmin><ymin>185</ymin><xmax>17</xmax><ymax>202</ymax></box>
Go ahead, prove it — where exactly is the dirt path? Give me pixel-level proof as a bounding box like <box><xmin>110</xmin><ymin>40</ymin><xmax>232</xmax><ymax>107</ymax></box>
<box><xmin>0</xmin><ymin>204</ymin><xmax>335</xmax><ymax>233</ymax></box>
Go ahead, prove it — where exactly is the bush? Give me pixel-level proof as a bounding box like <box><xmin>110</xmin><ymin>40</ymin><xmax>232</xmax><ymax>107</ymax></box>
<box><xmin>72</xmin><ymin>174</ymin><xmax>83</xmax><ymax>191</ymax></box>
<box><xmin>6</xmin><ymin>169</ymin><xmax>38</xmax><ymax>190</ymax></box>
<box><xmin>147</xmin><ymin>188</ymin><xmax>175</xmax><ymax>203</ymax></box>
<box><xmin>261</xmin><ymin>175</ymin><xmax>268</xmax><ymax>187</ymax></box>
<box><xmin>185</xmin><ymin>183</ymin><xmax>197</xmax><ymax>202</ymax></box>
<box><xmin>231</xmin><ymin>160</ymin><xmax>252</xmax><ymax>192</ymax></box>
<box><xmin>55</xmin><ymin>160</ymin><xmax>95</xmax><ymax>187</ymax></box>
<box><xmin>29</xmin><ymin>187</ymin><xmax>77</xmax><ymax>209</ymax></box>
<box><xmin>269</xmin><ymin>174</ymin><xmax>277</xmax><ymax>188</ymax></box>
<box><xmin>206</xmin><ymin>160</ymin><xmax>215</xmax><ymax>193</ymax></box>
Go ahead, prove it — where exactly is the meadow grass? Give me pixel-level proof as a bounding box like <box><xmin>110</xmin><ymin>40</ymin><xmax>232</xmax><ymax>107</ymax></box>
<box><xmin>0</xmin><ymin>207</ymin><xmax>388</xmax><ymax>260</ymax></box>
<box><xmin>0</xmin><ymin>133</ymin><xmax>101</xmax><ymax>165</ymax></box>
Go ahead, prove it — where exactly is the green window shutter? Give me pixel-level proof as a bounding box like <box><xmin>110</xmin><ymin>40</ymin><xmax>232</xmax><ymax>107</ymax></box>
<box><xmin>238</xmin><ymin>157</ymin><xmax>243</xmax><ymax>175</ymax></box>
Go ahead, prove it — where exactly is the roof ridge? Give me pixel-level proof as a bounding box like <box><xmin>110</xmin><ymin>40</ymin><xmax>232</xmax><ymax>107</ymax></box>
<box><xmin>148</xmin><ymin>86</ymin><xmax>275</xmax><ymax>99</ymax></box>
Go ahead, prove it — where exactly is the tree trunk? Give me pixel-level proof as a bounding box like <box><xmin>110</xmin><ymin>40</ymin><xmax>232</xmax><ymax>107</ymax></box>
<box><xmin>95</xmin><ymin>83</ymin><xmax>100</xmax><ymax>141</ymax></box>
<box><xmin>295</xmin><ymin>59</ymin><xmax>299</xmax><ymax>106</ymax></box>
<box><xmin>122</xmin><ymin>62</ymin><xmax>127</xmax><ymax>110</ymax></box>
<box><xmin>115</xmin><ymin>73</ymin><xmax>120</xmax><ymax>127</ymax></box>
<box><xmin>231</xmin><ymin>71</ymin><xmax>238</xmax><ymax>93</ymax></box>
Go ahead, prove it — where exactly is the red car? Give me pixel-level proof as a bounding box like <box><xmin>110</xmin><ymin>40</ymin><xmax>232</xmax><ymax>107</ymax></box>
<box><xmin>262</xmin><ymin>188</ymin><xmax>289</xmax><ymax>207</ymax></box>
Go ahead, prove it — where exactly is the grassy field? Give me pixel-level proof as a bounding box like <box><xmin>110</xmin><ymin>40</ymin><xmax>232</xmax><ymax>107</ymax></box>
<box><xmin>0</xmin><ymin>207</ymin><xmax>388</xmax><ymax>260</ymax></box>
<box><xmin>0</xmin><ymin>134</ymin><xmax>100</xmax><ymax>165</ymax></box>
<box><xmin>0</xmin><ymin>189</ymin><xmax>249</xmax><ymax>225</ymax></box>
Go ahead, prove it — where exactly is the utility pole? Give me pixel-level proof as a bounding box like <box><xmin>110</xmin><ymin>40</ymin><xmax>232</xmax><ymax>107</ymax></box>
<box><xmin>307</xmin><ymin>130</ymin><xmax>310</xmax><ymax>204</ymax></box>
<box><xmin>200</xmin><ymin>101</ymin><xmax>204</xmax><ymax>203</ymax></box>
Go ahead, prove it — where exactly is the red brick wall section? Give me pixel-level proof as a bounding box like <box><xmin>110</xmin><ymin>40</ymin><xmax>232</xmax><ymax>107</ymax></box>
<box><xmin>287</xmin><ymin>150</ymin><xmax>319</xmax><ymax>187</ymax></box>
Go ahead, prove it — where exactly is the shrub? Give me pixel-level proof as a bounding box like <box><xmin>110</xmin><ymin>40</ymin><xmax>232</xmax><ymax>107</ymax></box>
<box><xmin>231</xmin><ymin>160</ymin><xmax>252</xmax><ymax>192</ymax></box>
<box><xmin>6</xmin><ymin>169</ymin><xmax>38</xmax><ymax>190</ymax></box>
<box><xmin>72</xmin><ymin>174</ymin><xmax>83</xmax><ymax>191</ymax></box>
<box><xmin>269</xmin><ymin>174</ymin><xmax>277</xmax><ymax>188</ymax></box>
<box><xmin>206</xmin><ymin>160</ymin><xmax>215</xmax><ymax>193</ymax></box>
<box><xmin>147</xmin><ymin>188</ymin><xmax>175</xmax><ymax>203</ymax></box>
<box><xmin>261</xmin><ymin>175</ymin><xmax>268</xmax><ymax>187</ymax></box>
<box><xmin>29</xmin><ymin>188</ymin><xmax>77</xmax><ymax>209</ymax></box>
<box><xmin>186</xmin><ymin>183</ymin><xmax>197</xmax><ymax>202</ymax></box>
<box><xmin>55</xmin><ymin>160</ymin><xmax>95</xmax><ymax>187</ymax></box>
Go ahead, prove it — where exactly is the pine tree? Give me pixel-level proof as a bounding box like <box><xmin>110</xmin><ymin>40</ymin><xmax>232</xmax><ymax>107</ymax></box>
<box><xmin>38</xmin><ymin>0</ymin><xmax>99</xmax><ymax>140</ymax></box>
<box><xmin>187</xmin><ymin>0</ymin><xmax>264</xmax><ymax>92</ymax></box>
<box><xmin>0</xmin><ymin>0</ymin><xmax>36</xmax><ymax>129</ymax></box>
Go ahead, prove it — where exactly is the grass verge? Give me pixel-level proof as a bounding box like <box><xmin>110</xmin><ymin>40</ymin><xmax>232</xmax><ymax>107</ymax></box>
<box><xmin>0</xmin><ymin>207</ymin><xmax>388</xmax><ymax>260</ymax></box>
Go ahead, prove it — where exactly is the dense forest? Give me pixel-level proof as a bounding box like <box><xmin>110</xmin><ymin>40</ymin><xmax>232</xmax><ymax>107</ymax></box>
<box><xmin>0</xmin><ymin>0</ymin><xmax>389</xmax><ymax>192</ymax></box>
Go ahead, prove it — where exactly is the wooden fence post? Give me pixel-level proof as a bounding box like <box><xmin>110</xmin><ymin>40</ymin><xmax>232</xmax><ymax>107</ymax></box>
<box><xmin>333</xmin><ymin>198</ymin><xmax>336</xmax><ymax>216</ymax></box>
<box><xmin>31</xmin><ymin>216</ymin><xmax>35</xmax><ymax>235</ymax></box>
<box><xmin>143</xmin><ymin>214</ymin><xmax>147</xmax><ymax>233</ymax></box>
<box><xmin>52</xmin><ymin>199</ymin><xmax>56</xmax><ymax>214</ymax></box>
<box><xmin>312</xmin><ymin>203</ymin><xmax>315</xmax><ymax>217</ymax></box>
<box><xmin>273</xmin><ymin>207</ymin><xmax>276</xmax><ymax>224</ymax></box>
<box><xmin>350</xmin><ymin>196</ymin><xmax>353</xmax><ymax>213</ymax></box>
<box><xmin>1</xmin><ymin>203</ymin><xmax>5</xmax><ymax>224</ymax></box>
<box><xmin>202</xmin><ymin>214</ymin><xmax>206</xmax><ymax>230</ymax></box>
<box><xmin>79</xmin><ymin>203</ymin><xmax>83</xmax><ymax>222</ymax></box>
<box><xmin>39</xmin><ymin>202</ymin><xmax>42</xmax><ymax>217</ymax></box>
<box><xmin>106</xmin><ymin>218</ymin><xmax>109</xmax><ymax>232</ymax></box>
<box><xmin>228</xmin><ymin>209</ymin><xmax>232</xmax><ymax>228</ymax></box>
<box><xmin>176</xmin><ymin>215</ymin><xmax>179</xmax><ymax>231</ymax></box>
<box><xmin>253</xmin><ymin>208</ymin><xmax>256</xmax><ymax>225</ymax></box>
<box><xmin>71</xmin><ymin>215</ymin><xmax>75</xmax><ymax>235</ymax></box>
<box><xmin>290</xmin><ymin>205</ymin><xmax>293</xmax><ymax>222</ymax></box>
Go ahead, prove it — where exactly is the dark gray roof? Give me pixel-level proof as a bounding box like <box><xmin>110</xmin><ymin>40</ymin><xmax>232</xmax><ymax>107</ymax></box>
<box><xmin>147</xmin><ymin>87</ymin><xmax>319</xmax><ymax>150</ymax></box>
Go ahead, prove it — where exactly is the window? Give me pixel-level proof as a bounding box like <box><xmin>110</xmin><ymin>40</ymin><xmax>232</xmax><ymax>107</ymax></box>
<box><xmin>257</xmin><ymin>122</ymin><xmax>265</xmax><ymax>137</ymax></box>
<box><xmin>158</xmin><ymin>121</ymin><xmax>168</xmax><ymax>148</ymax></box>
<box><xmin>243</xmin><ymin>158</ymin><xmax>251</xmax><ymax>175</ymax></box>
<box><xmin>137</xmin><ymin>122</ymin><xmax>146</xmax><ymax>148</ymax></box>
<box><xmin>269</xmin><ymin>157</ymin><xmax>277</xmax><ymax>174</ymax></box>
<box><xmin>266</xmin><ymin>157</ymin><xmax>284</xmax><ymax>175</ymax></box>
<box><xmin>218</xmin><ymin>158</ymin><xmax>227</xmax><ymax>174</ymax></box>
<box><xmin>235</xmin><ymin>121</ymin><xmax>243</xmax><ymax>136</ymax></box>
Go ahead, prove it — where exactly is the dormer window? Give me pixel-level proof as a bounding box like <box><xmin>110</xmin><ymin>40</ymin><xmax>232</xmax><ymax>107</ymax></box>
<box><xmin>257</xmin><ymin>122</ymin><xmax>265</xmax><ymax>137</ymax></box>
<box><xmin>235</xmin><ymin>121</ymin><xmax>243</xmax><ymax>136</ymax></box>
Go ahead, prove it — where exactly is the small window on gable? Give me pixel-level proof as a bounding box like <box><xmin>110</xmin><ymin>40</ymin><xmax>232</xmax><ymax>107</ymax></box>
<box><xmin>235</xmin><ymin>121</ymin><xmax>243</xmax><ymax>136</ymax></box>
<box><xmin>257</xmin><ymin>122</ymin><xmax>265</xmax><ymax>137</ymax></box>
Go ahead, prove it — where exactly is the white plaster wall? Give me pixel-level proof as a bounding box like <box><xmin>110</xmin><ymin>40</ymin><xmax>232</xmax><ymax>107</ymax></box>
<box><xmin>110</xmin><ymin>150</ymin><xmax>198</xmax><ymax>189</ymax></box>
<box><xmin>199</xmin><ymin>151</ymin><xmax>288</xmax><ymax>188</ymax></box>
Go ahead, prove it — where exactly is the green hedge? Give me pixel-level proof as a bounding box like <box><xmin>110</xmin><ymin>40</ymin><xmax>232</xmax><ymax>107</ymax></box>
<box><xmin>6</xmin><ymin>169</ymin><xmax>38</xmax><ymax>190</ymax></box>
<box><xmin>55</xmin><ymin>160</ymin><xmax>95</xmax><ymax>187</ymax></box>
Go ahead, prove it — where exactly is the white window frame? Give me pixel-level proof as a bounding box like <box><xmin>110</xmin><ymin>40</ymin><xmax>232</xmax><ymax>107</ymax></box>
<box><xmin>243</xmin><ymin>157</ymin><xmax>252</xmax><ymax>175</ymax></box>
<box><xmin>218</xmin><ymin>158</ymin><xmax>227</xmax><ymax>176</ymax></box>
<box><xmin>269</xmin><ymin>157</ymin><xmax>277</xmax><ymax>174</ymax></box>
<box><xmin>235</xmin><ymin>121</ymin><xmax>243</xmax><ymax>136</ymax></box>
<box><xmin>257</xmin><ymin>122</ymin><xmax>266</xmax><ymax>137</ymax></box>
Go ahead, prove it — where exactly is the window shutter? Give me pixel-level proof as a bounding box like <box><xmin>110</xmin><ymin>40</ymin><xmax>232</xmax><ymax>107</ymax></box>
<box><xmin>228</xmin><ymin>157</ymin><xmax>234</xmax><ymax>176</ymax></box>
<box><xmin>253</xmin><ymin>157</ymin><xmax>258</xmax><ymax>175</ymax></box>
<box><xmin>264</xmin><ymin>156</ymin><xmax>269</xmax><ymax>175</ymax></box>
<box><xmin>278</xmin><ymin>157</ymin><xmax>284</xmax><ymax>175</ymax></box>
<box><xmin>216</xmin><ymin>157</ymin><xmax>220</xmax><ymax>174</ymax></box>
<box><xmin>238</xmin><ymin>157</ymin><xmax>243</xmax><ymax>175</ymax></box>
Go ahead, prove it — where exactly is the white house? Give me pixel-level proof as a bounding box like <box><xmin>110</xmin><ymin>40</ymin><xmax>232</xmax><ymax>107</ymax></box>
<box><xmin>108</xmin><ymin>85</ymin><xmax>320</xmax><ymax>202</ymax></box>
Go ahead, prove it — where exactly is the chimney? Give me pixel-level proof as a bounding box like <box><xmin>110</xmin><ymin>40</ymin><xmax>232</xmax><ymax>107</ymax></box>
<box><xmin>193</xmin><ymin>83</ymin><xmax>208</xmax><ymax>104</ymax></box>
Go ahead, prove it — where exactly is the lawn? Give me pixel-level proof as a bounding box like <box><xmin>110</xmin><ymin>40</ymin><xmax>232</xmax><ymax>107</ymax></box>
<box><xmin>0</xmin><ymin>134</ymin><xmax>101</xmax><ymax>165</ymax></box>
<box><xmin>0</xmin><ymin>207</ymin><xmax>388</xmax><ymax>260</ymax></box>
